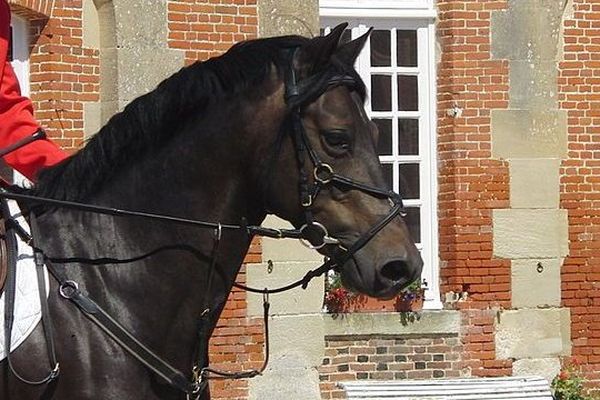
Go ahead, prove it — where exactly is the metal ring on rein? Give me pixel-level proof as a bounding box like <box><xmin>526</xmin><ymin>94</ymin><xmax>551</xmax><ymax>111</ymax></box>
<box><xmin>299</xmin><ymin>221</ymin><xmax>339</xmax><ymax>250</ymax></box>
<box><xmin>59</xmin><ymin>280</ymin><xmax>79</xmax><ymax>299</ymax></box>
<box><xmin>313</xmin><ymin>163</ymin><xmax>334</xmax><ymax>184</ymax></box>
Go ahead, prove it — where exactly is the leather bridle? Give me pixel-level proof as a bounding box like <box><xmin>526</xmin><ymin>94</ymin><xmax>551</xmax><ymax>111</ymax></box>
<box><xmin>280</xmin><ymin>48</ymin><xmax>406</xmax><ymax>256</ymax></box>
<box><xmin>0</xmin><ymin>47</ymin><xmax>408</xmax><ymax>399</ymax></box>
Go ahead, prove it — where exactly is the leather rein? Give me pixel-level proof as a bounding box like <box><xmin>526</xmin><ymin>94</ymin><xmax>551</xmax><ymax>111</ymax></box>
<box><xmin>0</xmin><ymin>50</ymin><xmax>406</xmax><ymax>399</ymax></box>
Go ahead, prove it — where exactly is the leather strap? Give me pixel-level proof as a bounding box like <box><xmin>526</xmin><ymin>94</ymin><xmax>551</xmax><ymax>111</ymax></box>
<box><xmin>1</xmin><ymin>198</ymin><xmax>59</xmax><ymax>385</ymax></box>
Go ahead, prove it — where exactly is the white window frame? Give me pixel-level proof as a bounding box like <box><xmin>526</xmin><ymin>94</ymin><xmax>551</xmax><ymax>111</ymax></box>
<box><xmin>10</xmin><ymin>14</ymin><xmax>32</xmax><ymax>186</ymax></box>
<box><xmin>10</xmin><ymin>15</ymin><xmax>30</xmax><ymax>96</ymax></box>
<box><xmin>321</xmin><ymin>0</ymin><xmax>436</xmax><ymax>19</ymax></box>
<box><xmin>321</xmin><ymin>3</ymin><xmax>441</xmax><ymax>309</ymax></box>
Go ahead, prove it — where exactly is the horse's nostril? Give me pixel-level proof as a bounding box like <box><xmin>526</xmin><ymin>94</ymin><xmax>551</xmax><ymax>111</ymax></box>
<box><xmin>380</xmin><ymin>260</ymin><xmax>408</xmax><ymax>283</ymax></box>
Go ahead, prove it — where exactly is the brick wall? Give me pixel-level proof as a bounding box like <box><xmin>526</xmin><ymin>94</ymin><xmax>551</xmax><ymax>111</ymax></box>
<box><xmin>10</xmin><ymin>0</ymin><xmax>99</xmax><ymax>151</ymax></box>
<box><xmin>167</xmin><ymin>0</ymin><xmax>258</xmax><ymax>65</ymax></box>
<box><xmin>319</xmin><ymin>334</ymin><xmax>463</xmax><ymax>399</ymax></box>
<box><xmin>436</xmin><ymin>0</ymin><xmax>511</xmax><ymax>378</ymax></box>
<box><xmin>559</xmin><ymin>0</ymin><xmax>600</xmax><ymax>388</ymax></box>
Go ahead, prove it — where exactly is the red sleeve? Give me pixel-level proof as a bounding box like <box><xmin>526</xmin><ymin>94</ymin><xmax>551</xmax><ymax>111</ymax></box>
<box><xmin>0</xmin><ymin>0</ymin><xmax>68</xmax><ymax>181</ymax></box>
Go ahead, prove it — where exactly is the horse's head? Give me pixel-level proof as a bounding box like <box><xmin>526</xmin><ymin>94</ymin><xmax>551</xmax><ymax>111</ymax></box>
<box><xmin>263</xmin><ymin>24</ymin><xmax>423</xmax><ymax>299</ymax></box>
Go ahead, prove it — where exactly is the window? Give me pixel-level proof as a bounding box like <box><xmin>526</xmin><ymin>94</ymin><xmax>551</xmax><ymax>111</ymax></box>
<box><xmin>9</xmin><ymin>15</ymin><xmax>30</xmax><ymax>97</ymax></box>
<box><xmin>9</xmin><ymin>15</ymin><xmax>31</xmax><ymax>186</ymax></box>
<box><xmin>321</xmin><ymin>3</ymin><xmax>440</xmax><ymax>309</ymax></box>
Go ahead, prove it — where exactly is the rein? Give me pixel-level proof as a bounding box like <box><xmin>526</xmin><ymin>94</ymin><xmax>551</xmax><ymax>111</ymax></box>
<box><xmin>0</xmin><ymin>48</ymin><xmax>407</xmax><ymax>399</ymax></box>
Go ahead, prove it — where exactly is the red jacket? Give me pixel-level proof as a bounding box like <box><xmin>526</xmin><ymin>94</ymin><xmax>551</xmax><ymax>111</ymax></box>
<box><xmin>1</xmin><ymin>0</ymin><xmax>67</xmax><ymax>181</ymax></box>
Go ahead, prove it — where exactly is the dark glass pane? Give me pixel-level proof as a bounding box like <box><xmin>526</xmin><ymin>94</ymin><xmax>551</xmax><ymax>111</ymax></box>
<box><xmin>397</xmin><ymin>75</ymin><xmax>418</xmax><ymax>111</ymax></box>
<box><xmin>397</xmin><ymin>30</ymin><xmax>417</xmax><ymax>67</ymax></box>
<box><xmin>373</xmin><ymin>119</ymin><xmax>392</xmax><ymax>155</ymax></box>
<box><xmin>398</xmin><ymin>164</ymin><xmax>420</xmax><ymax>199</ymax></box>
<box><xmin>398</xmin><ymin>119</ymin><xmax>419</xmax><ymax>155</ymax></box>
<box><xmin>403</xmin><ymin>207</ymin><xmax>421</xmax><ymax>244</ymax></box>
<box><xmin>370</xmin><ymin>30</ymin><xmax>391</xmax><ymax>67</ymax></box>
<box><xmin>381</xmin><ymin>163</ymin><xmax>393</xmax><ymax>191</ymax></box>
<box><xmin>371</xmin><ymin>75</ymin><xmax>392</xmax><ymax>111</ymax></box>
<box><xmin>341</xmin><ymin>29</ymin><xmax>352</xmax><ymax>44</ymax></box>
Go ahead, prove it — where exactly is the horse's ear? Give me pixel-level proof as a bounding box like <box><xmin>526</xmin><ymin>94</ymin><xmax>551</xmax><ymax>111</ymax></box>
<box><xmin>334</xmin><ymin>28</ymin><xmax>372</xmax><ymax>66</ymax></box>
<box><xmin>299</xmin><ymin>23</ymin><xmax>348</xmax><ymax>72</ymax></box>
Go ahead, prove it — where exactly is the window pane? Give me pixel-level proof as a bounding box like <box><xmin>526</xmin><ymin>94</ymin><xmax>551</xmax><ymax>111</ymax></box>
<box><xmin>398</xmin><ymin>119</ymin><xmax>419</xmax><ymax>155</ymax></box>
<box><xmin>397</xmin><ymin>75</ymin><xmax>418</xmax><ymax>111</ymax></box>
<box><xmin>397</xmin><ymin>30</ymin><xmax>417</xmax><ymax>67</ymax></box>
<box><xmin>370</xmin><ymin>30</ymin><xmax>391</xmax><ymax>67</ymax></box>
<box><xmin>371</xmin><ymin>75</ymin><xmax>392</xmax><ymax>111</ymax></box>
<box><xmin>398</xmin><ymin>164</ymin><xmax>420</xmax><ymax>199</ymax></box>
<box><xmin>373</xmin><ymin>119</ymin><xmax>392</xmax><ymax>155</ymax></box>
<box><xmin>403</xmin><ymin>207</ymin><xmax>421</xmax><ymax>244</ymax></box>
<box><xmin>381</xmin><ymin>163</ymin><xmax>393</xmax><ymax>191</ymax></box>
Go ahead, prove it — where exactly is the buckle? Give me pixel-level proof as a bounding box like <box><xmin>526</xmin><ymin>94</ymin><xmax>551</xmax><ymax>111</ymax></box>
<box><xmin>301</xmin><ymin>194</ymin><xmax>312</xmax><ymax>207</ymax></box>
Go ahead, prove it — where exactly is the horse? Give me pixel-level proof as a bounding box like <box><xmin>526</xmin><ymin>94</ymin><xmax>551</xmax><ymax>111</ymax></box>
<box><xmin>0</xmin><ymin>24</ymin><xmax>423</xmax><ymax>399</ymax></box>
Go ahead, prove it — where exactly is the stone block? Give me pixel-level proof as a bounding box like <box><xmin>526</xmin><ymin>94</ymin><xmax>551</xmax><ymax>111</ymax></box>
<box><xmin>323</xmin><ymin>311</ymin><xmax>461</xmax><ymax>336</ymax></box>
<box><xmin>258</xmin><ymin>0</ymin><xmax>319</xmax><ymax>37</ymax></box>
<box><xmin>247</xmin><ymin>315</ymin><xmax>326</xmax><ymax>399</ymax></box>
<box><xmin>116</xmin><ymin>48</ymin><xmax>184</xmax><ymax>104</ymax></box>
<box><xmin>491</xmin><ymin>0</ymin><xmax>565</xmax><ymax>62</ymax></box>
<box><xmin>268</xmin><ymin>314</ymin><xmax>325</xmax><ymax>366</ymax></box>
<box><xmin>509</xmin><ymin>61</ymin><xmax>558</xmax><ymax>110</ymax></box>
<box><xmin>246</xmin><ymin>262</ymin><xmax>325</xmax><ymax>317</ymax></box>
<box><xmin>249</xmin><ymin>365</ymin><xmax>321</xmax><ymax>400</ymax></box>
<box><xmin>493</xmin><ymin>209</ymin><xmax>568</xmax><ymax>259</ymax></box>
<box><xmin>83</xmin><ymin>102</ymin><xmax>102</xmax><ymax>140</ymax></box>
<box><xmin>491</xmin><ymin>109</ymin><xmax>567</xmax><ymax>159</ymax></box>
<box><xmin>83</xmin><ymin>0</ymin><xmax>100</xmax><ymax>49</ymax></box>
<box><xmin>509</xmin><ymin>159</ymin><xmax>560</xmax><ymax>209</ymax></box>
<box><xmin>512</xmin><ymin>259</ymin><xmax>561</xmax><ymax>308</ymax></box>
<box><xmin>113</xmin><ymin>0</ymin><xmax>169</xmax><ymax>48</ymax></box>
<box><xmin>513</xmin><ymin>358</ymin><xmax>560</xmax><ymax>384</ymax></box>
<box><xmin>261</xmin><ymin>215</ymin><xmax>323</xmax><ymax>263</ymax></box>
<box><xmin>496</xmin><ymin>308</ymin><xmax>571</xmax><ymax>359</ymax></box>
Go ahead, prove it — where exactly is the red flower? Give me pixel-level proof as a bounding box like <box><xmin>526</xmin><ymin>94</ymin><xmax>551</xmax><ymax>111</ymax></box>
<box><xmin>558</xmin><ymin>370</ymin><xmax>570</xmax><ymax>381</ymax></box>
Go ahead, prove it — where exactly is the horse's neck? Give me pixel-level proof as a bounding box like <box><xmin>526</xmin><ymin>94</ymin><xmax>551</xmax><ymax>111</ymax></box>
<box><xmin>34</xmin><ymin>106</ymin><xmax>270</xmax><ymax>369</ymax></box>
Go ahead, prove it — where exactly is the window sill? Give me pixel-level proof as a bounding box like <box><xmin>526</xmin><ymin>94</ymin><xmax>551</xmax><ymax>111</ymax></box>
<box><xmin>323</xmin><ymin>310</ymin><xmax>460</xmax><ymax>337</ymax></box>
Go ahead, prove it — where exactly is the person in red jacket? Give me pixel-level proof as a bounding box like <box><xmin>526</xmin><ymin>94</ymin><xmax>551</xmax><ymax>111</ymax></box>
<box><xmin>1</xmin><ymin>0</ymin><xmax>67</xmax><ymax>182</ymax></box>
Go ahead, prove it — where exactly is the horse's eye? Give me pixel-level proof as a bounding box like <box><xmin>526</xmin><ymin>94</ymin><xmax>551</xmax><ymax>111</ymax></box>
<box><xmin>323</xmin><ymin>130</ymin><xmax>351</xmax><ymax>151</ymax></box>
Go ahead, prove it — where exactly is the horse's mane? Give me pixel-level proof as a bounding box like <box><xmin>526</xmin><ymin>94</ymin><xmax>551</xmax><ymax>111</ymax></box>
<box><xmin>32</xmin><ymin>35</ymin><xmax>310</xmax><ymax>201</ymax></box>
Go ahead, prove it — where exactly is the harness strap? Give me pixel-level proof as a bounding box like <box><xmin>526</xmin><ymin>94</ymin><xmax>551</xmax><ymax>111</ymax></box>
<box><xmin>1</xmin><ymin>199</ymin><xmax>59</xmax><ymax>385</ymax></box>
<box><xmin>233</xmin><ymin>202</ymin><xmax>403</xmax><ymax>295</ymax></box>
<box><xmin>43</xmin><ymin>259</ymin><xmax>203</xmax><ymax>396</ymax></box>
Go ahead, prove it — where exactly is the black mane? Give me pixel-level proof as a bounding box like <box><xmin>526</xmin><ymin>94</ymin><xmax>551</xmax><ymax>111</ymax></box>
<box><xmin>32</xmin><ymin>35</ymin><xmax>309</xmax><ymax>201</ymax></box>
<box><xmin>32</xmin><ymin>34</ymin><xmax>365</xmax><ymax>202</ymax></box>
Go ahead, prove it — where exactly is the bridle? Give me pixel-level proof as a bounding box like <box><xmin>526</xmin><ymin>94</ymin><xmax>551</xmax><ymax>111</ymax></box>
<box><xmin>0</xmin><ymin>47</ymin><xmax>407</xmax><ymax>399</ymax></box>
<box><xmin>279</xmin><ymin>48</ymin><xmax>406</xmax><ymax>255</ymax></box>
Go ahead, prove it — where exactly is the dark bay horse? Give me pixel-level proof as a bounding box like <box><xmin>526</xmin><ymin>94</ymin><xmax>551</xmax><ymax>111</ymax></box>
<box><xmin>0</xmin><ymin>24</ymin><xmax>422</xmax><ymax>399</ymax></box>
